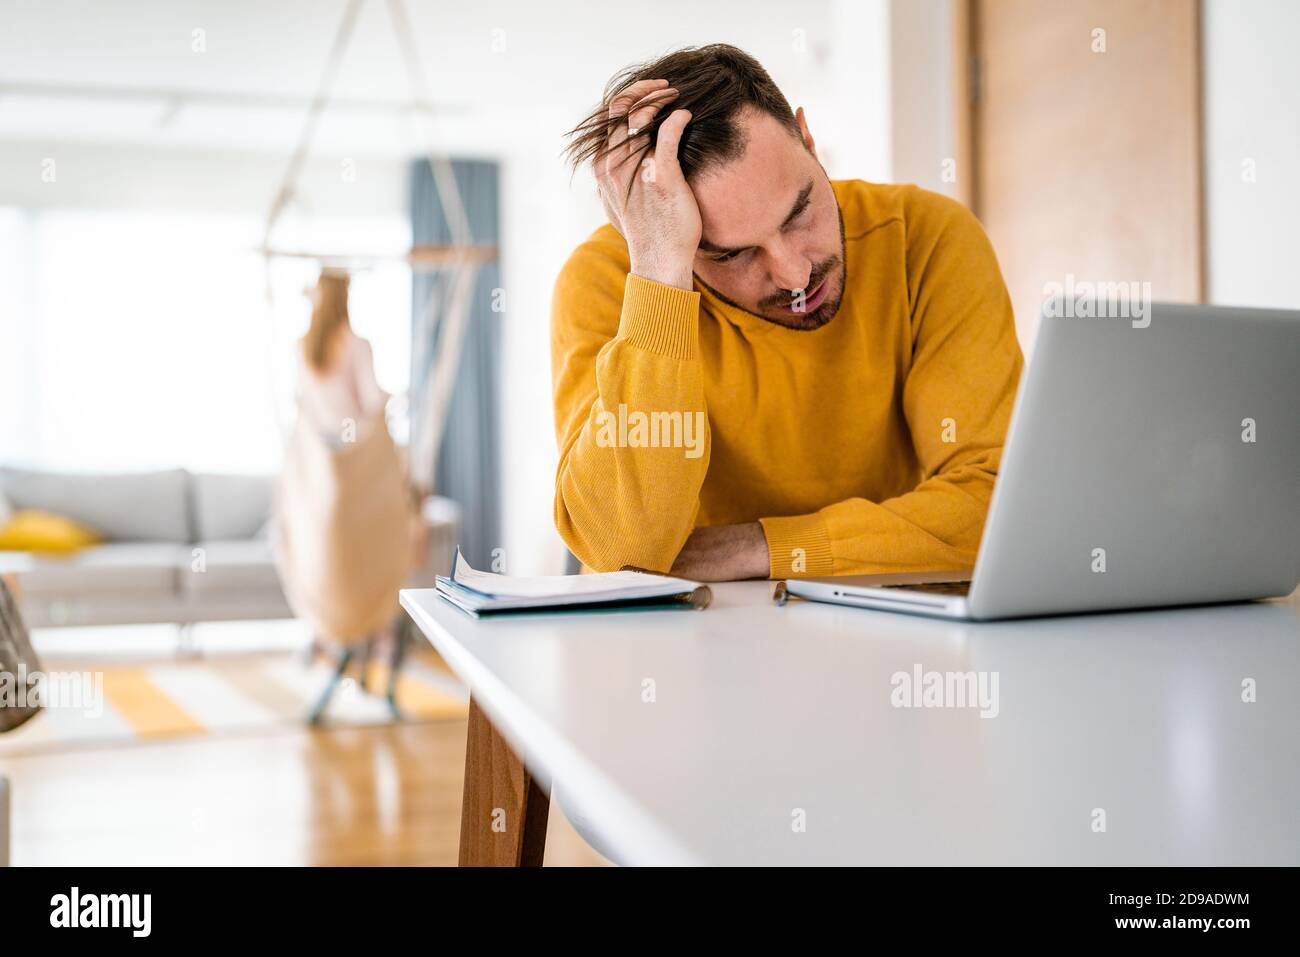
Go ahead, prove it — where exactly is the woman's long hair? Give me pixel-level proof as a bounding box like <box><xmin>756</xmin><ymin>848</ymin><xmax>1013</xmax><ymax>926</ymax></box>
<box><xmin>303</xmin><ymin>271</ymin><xmax>351</xmax><ymax>372</ymax></box>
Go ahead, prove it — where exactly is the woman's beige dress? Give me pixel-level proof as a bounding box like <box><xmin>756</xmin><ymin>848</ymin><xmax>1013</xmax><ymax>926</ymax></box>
<box><xmin>273</xmin><ymin>331</ymin><xmax>416</xmax><ymax>643</ymax></box>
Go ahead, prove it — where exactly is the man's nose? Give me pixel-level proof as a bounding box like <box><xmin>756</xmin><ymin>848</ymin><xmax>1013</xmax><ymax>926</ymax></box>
<box><xmin>767</xmin><ymin>240</ymin><xmax>812</xmax><ymax>293</ymax></box>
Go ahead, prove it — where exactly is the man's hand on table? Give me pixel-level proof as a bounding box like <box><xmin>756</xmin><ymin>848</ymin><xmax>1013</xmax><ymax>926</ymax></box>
<box><xmin>669</xmin><ymin>522</ymin><xmax>770</xmax><ymax>581</ymax></box>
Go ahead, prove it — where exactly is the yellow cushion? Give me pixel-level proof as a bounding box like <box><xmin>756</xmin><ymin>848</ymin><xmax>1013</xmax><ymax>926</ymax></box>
<box><xmin>0</xmin><ymin>510</ymin><xmax>102</xmax><ymax>555</ymax></box>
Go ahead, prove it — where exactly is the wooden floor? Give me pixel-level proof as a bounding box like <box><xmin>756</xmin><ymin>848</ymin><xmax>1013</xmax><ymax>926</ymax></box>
<box><xmin>1</xmin><ymin>706</ymin><xmax>611</xmax><ymax>866</ymax></box>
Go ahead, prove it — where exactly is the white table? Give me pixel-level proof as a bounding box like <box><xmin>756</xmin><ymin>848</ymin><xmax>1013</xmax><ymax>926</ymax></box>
<box><xmin>400</xmin><ymin>582</ymin><xmax>1300</xmax><ymax>866</ymax></box>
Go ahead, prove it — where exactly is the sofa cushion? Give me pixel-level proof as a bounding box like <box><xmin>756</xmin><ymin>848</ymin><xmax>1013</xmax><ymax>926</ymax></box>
<box><xmin>0</xmin><ymin>510</ymin><xmax>102</xmax><ymax>554</ymax></box>
<box><xmin>0</xmin><ymin>467</ymin><xmax>191</xmax><ymax>543</ymax></box>
<box><xmin>191</xmin><ymin>473</ymin><xmax>274</xmax><ymax>542</ymax></box>
<box><xmin>182</xmin><ymin>539</ymin><xmax>283</xmax><ymax>597</ymax></box>
<box><xmin>0</xmin><ymin>543</ymin><xmax>185</xmax><ymax>596</ymax></box>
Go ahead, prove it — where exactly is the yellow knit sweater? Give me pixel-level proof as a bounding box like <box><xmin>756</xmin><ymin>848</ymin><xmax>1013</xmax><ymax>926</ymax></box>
<box><xmin>551</xmin><ymin>180</ymin><xmax>1024</xmax><ymax>578</ymax></box>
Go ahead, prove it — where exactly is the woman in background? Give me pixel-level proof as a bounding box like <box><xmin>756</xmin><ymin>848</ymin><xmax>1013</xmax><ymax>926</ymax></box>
<box><xmin>296</xmin><ymin>272</ymin><xmax>387</xmax><ymax>446</ymax></box>
<box><xmin>273</xmin><ymin>271</ymin><xmax>420</xmax><ymax>720</ymax></box>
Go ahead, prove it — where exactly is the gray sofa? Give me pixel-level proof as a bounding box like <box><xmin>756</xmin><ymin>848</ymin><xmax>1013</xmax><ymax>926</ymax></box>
<box><xmin>0</xmin><ymin>467</ymin><xmax>459</xmax><ymax>629</ymax></box>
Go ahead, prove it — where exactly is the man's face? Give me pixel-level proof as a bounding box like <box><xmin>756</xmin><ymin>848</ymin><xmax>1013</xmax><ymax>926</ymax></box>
<box><xmin>689</xmin><ymin>106</ymin><xmax>846</xmax><ymax>331</ymax></box>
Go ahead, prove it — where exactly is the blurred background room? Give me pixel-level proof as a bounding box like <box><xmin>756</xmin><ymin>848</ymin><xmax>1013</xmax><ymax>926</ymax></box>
<box><xmin>0</xmin><ymin>0</ymin><xmax>1295</xmax><ymax>865</ymax></box>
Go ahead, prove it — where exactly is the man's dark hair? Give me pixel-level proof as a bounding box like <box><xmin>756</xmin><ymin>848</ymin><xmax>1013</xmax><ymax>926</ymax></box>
<box><xmin>563</xmin><ymin>44</ymin><xmax>802</xmax><ymax>183</ymax></box>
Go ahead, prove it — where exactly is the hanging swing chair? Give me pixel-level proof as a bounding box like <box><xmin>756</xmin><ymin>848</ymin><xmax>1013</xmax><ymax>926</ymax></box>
<box><xmin>262</xmin><ymin>0</ymin><xmax>491</xmax><ymax>722</ymax></box>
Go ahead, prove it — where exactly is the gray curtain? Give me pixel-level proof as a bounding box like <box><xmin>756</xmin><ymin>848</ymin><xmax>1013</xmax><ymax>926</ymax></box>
<box><xmin>409</xmin><ymin>159</ymin><xmax>501</xmax><ymax>570</ymax></box>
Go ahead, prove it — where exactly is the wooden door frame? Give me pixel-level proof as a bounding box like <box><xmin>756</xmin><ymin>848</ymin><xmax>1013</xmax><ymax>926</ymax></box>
<box><xmin>951</xmin><ymin>0</ymin><xmax>1207</xmax><ymax>303</ymax></box>
<box><xmin>951</xmin><ymin>0</ymin><xmax>977</xmax><ymax>214</ymax></box>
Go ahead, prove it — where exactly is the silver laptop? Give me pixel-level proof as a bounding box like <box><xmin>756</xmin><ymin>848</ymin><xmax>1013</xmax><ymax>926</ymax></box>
<box><xmin>784</xmin><ymin>303</ymin><xmax>1300</xmax><ymax>620</ymax></box>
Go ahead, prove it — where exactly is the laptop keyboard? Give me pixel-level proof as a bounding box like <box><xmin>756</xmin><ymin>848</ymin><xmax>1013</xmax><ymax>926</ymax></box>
<box><xmin>881</xmin><ymin>581</ymin><xmax>972</xmax><ymax>596</ymax></box>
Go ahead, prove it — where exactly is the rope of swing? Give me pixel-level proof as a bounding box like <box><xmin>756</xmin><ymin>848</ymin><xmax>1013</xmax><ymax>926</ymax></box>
<box><xmin>263</xmin><ymin>0</ymin><xmax>365</xmax><ymax>260</ymax></box>
<box><xmin>259</xmin><ymin>0</ymin><xmax>481</xmax><ymax>497</ymax></box>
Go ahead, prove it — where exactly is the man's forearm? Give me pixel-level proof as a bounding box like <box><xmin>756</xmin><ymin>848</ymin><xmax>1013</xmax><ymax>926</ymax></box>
<box><xmin>552</xmin><ymin>270</ymin><xmax>712</xmax><ymax>572</ymax></box>
<box><xmin>758</xmin><ymin>453</ymin><xmax>1002</xmax><ymax>579</ymax></box>
<box><xmin>669</xmin><ymin>521</ymin><xmax>769</xmax><ymax>581</ymax></box>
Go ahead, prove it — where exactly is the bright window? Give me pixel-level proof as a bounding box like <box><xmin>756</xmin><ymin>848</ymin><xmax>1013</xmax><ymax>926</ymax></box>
<box><xmin>0</xmin><ymin>207</ymin><xmax>411</xmax><ymax>475</ymax></box>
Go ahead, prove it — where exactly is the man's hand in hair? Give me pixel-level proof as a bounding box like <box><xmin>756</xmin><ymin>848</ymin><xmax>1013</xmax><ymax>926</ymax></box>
<box><xmin>594</xmin><ymin>78</ymin><xmax>700</xmax><ymax>292</ymax></box>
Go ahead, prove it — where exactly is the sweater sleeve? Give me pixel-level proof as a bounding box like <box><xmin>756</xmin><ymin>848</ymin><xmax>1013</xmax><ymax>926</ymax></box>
<box><xmin>551</xmin><ymin>236</ymin><xmax>711</xmax><ymax>572</ymax></box>
<box><xmin>760</xmin><ymin>196</ymin><xmax>1024</xmax><ymax>578</ymax></box>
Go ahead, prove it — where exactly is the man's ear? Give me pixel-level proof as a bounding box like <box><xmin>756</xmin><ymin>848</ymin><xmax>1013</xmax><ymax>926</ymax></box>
<box><xmin>795</xmin><ymin>106</ymin><xmax>817</xmax><ymax>158</ymax></box>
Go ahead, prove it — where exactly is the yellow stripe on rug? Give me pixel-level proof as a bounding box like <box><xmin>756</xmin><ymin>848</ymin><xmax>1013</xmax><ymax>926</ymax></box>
<box><xmin>363</xmin><ymin>660</ymin><xmax>468</xmax><ymax>719</ymax></box>
<box><xmin>100</xmin><ymin>667</ymin><xmax>206</xmax><ymax>738</ymax></box>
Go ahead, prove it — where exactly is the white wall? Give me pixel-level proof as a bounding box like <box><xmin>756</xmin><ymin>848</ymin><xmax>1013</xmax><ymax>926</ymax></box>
<box><xmin>889</xmin><ymin>0</ymin><xmax>958</xmax><ymax>196</ymax></box>
<box><xmin>1202</xmin><ymin>0</ymin><xmax>1300</xmax><ymax>309</ymax></box>
<box><xmin>821</xmin><ymin>0</ymin><xmax>892</xmax><ymax>181</ymax></box>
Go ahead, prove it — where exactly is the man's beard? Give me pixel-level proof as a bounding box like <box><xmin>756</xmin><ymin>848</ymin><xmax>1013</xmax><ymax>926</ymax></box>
<box><xmin>696</xmin><ymin>201</ymin><xmax>848</xmax><ymax>332</ymax></box>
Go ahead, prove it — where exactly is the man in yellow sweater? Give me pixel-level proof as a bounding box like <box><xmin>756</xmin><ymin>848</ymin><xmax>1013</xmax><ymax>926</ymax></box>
<box><xmin>553</xmin><ymin>44</ymin><xmax>1023</xmax><ymax>581</ymax></box>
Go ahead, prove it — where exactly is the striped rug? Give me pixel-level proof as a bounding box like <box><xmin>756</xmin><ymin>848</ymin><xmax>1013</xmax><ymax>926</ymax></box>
<box><xmin>0</xmin><ymin>622</ymin><xmax>469</xmax><ymax>757</ymax></box>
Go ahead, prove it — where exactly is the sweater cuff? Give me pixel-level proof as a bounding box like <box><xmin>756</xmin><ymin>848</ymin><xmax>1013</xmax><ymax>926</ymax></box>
<box><xmin>760</xmin><ymin>513</ymin><xmax>834</xmax><ymax>578</ymax></box>
<box><xmin>618</xmin><ymin>274</ymin><xmax>701</xmax><ymax>359</ymax></box>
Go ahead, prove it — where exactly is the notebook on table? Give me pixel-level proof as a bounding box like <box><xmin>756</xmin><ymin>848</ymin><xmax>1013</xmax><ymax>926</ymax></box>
<box><xmin>434</xmin><ymin>548</ymin><xmax>712</xmax><ymax>616</ymax></box>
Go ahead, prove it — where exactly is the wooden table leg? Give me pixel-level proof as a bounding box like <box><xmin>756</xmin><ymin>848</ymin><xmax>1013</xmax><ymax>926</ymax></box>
<box><xmin>458</xmin><ymin>694</ymin><xmax>549</xmax><ymax>866</ymax></box>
